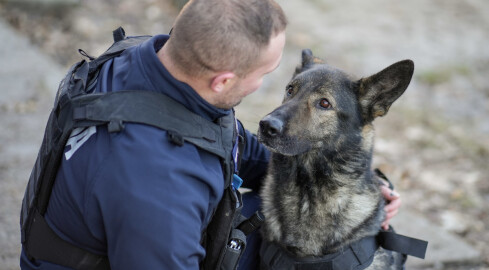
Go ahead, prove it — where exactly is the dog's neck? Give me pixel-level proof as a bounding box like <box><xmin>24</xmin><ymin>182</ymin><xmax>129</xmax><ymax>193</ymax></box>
<box><xmin>294</xmin><ymin>131</ymin><xmax>375</xmax><ymax>189</ymax></box>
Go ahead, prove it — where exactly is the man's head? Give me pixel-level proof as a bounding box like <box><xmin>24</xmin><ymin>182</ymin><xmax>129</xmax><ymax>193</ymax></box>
<box><xmin>211</xmin><ymin>31</ymin><xmax>286</xmax><ymax>108</ymax></box>
<box><xmin>167</xmin><ymin>0</ymin><xmax>287</xmax><ymax>77</ymax></box>
<box><xmin>162</xmin><ymin>0</ymin><xmax>287</xmax><ymax>109</ymax></box>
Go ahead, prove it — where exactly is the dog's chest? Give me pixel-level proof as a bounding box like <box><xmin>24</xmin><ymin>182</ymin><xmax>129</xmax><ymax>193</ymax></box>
<box><xmin>261</xmin><ymin>158</ymin><xmax>382</xmax><ymax>256</ymax></box>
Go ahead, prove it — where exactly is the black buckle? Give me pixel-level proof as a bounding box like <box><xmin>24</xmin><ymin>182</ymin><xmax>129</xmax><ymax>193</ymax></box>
<box><xmin>168</xmin><ymin>131</ymin><xmax>184</xmax><ymax>146</ymax></box>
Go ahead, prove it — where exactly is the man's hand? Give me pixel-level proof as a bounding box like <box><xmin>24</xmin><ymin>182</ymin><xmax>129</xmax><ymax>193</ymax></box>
<box><xmin>380</xmin><ymin>185</ymin><xmax>401</xmax><ymax>230</ymax></box>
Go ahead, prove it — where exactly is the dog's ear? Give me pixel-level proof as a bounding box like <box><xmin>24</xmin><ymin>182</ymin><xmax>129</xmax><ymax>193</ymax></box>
<box><xmin>292</xmin><ymin>49</ymin><xmax>325</xmax><ymax>77</ymax></box>
<box><xmin>357</xmin><ymin>60</ymin><xmax>414</xmax><ymax>122</ymax></box>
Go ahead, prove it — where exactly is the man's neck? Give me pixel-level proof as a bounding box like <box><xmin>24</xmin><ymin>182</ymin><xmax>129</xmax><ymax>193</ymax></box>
<box><xmin>157</xmin><ymin>45</ymin><xmax>215</xmax><ymax>104</ymax></box>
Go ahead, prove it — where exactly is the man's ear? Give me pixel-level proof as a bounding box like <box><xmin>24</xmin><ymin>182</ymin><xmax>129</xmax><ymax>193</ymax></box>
<box><xmin>357</xmin><ymin>60</ymin><xmax>414</xmax><ymax>123</ymax></box>
<box><xmin>292</xmin><ymin>49</ymin><xmax>325</xmax><ymax>78</ymax></box>
<box><xmin>210</xmin><ymin>72</ymin><xmax>236</xmax><ymax>93</ymax></box>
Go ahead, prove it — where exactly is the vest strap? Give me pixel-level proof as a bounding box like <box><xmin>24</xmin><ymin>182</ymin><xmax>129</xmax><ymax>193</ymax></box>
<box><xmin>71</xmin><ymin>90</ymin><xmax>232</xmax><ymax>159</ymax></box>
<box><xmin>112</xmin><ymin>27</ymin><xmax>126</xmax><ymax>42</ymax></box>
<box><xmin>237</xmin><ymin>211</ymin><xmax>265</xmax><ymax>236</ymax></box>
<box><xmin>25</xmin><ymin>209</ymin><xmax>110</xmax><ymax>270</ymax></box>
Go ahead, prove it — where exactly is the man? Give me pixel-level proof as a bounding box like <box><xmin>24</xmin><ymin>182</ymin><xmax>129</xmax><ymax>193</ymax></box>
<box><xmin>20</xmin><ymin>0</ymin><xmax>400</xmax><ymax>269</ymax></box>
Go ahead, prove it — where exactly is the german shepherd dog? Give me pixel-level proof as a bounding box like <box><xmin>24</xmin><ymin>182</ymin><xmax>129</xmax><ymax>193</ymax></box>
<box><xmin>258</xmin><ymin>49</ymin><xmax>414</xmax><ymax>269</ymax></box>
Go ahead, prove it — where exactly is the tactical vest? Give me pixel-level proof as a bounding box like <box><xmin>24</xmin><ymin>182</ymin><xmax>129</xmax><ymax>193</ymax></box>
<box><xmin>20</xmin><ymin>27</ymin><xmax>256</xmax><ymax>270</ymax></box>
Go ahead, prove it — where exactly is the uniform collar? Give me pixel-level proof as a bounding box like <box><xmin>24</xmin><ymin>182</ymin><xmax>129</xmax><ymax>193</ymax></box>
<box><xmin>140</xmin><ymin>35</ymin><xmax>230</xmax><ymax>122</ymax></box>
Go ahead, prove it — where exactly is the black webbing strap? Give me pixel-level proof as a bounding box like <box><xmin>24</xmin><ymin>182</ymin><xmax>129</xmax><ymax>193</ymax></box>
<box><xmin>26</xmin><ymin>209</ymin><xmax>109</xmax><ymax>270</ymax></box>
<box><xmin>260</xmin><ymin>230</ymin><xmax>428</xmax><ymax>270</ymax></box>
<box><xmin>88</xmin><ymin>35</ymin><xmax>152</xmax><ymax>74</ymax></box>
<box><xmin>71</xmin><ymin>90</ymin><xmax>231</xmax><ymax>159</ymax></box>
<box><xmin>374</xmin><ymin>168</ymin><xmax>394</xmax><ymax>190</ymax></box>
<box><xmin>378</xmin><ymin>231</ymin><xmax>428</xmax><ymax>259</ymax></box>
<box><xmin>260</xmin><ymin>236</ymin><xmax>378</xmax><ymax>270</ymax></box>
<box><xmin>112</xmin><ymin>27</ymin><xmax>126</xmax><ymax>42</ymax></box>
<box><xmin>237</xmin><ymin>211</ymin><xmax>265</xmax><ymax>236</ymax></box>
<box><xmin>235</xmin><ymin>119</ymin><xmax>247</xmax><ymax>173</ymax></box>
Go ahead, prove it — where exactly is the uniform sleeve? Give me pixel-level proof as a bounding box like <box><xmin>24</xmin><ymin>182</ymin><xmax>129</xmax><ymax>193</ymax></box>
<box><xmin>237</xmin><ymin>121</ymin><xmax>270</xmax><ymax>191</ymax></box>
<box><xmin>85</xmin><ymin>124</ymin><xmax>224</xmax><ymax>270</ymax></box>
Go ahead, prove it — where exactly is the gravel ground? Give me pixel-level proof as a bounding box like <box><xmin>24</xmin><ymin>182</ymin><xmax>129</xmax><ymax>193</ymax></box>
<box><xmin>1</xmin><ymin>0</ymin><xmax>488</xmax><ymax>269</ymax></box>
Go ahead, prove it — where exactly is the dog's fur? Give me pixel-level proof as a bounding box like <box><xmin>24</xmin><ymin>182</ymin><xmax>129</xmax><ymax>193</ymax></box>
<box><xmin>258</xmin><ymin>49</ymin><xmax>414</xmax><ymax>269</ymax></box>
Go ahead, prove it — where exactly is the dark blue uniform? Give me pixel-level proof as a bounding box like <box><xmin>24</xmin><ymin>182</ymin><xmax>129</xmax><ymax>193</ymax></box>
<box><xmin>21</xmin><ymin>35</ymin><xmax>269</xmax><ymax>269</ymax></box>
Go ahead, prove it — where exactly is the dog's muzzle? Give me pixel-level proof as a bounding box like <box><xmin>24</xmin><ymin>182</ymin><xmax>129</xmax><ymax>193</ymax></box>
<box><xmin>259</xmin><ymin>115</ymin><xmax>284</xmax><ymax>137</ymax></box>
<box><xmin>258</xmin><ymin>113</ymin><xmax>312</xmax><ymax>156</ymax></box>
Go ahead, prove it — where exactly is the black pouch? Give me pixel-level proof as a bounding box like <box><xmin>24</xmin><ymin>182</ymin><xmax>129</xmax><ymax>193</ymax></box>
<box><xmin>202</xmin><ymin>187</ymin><xmax>246</xmax><ymax>270</ymax></box>
<box><xmin>221</xmin><ymin>228</ymin><xmax>247</xmax><ymax>270</ymax></box>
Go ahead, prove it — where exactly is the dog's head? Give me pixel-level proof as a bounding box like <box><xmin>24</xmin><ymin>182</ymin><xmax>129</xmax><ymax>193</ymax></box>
<box><xmin>258</xmin><ymin>49</ymin><xmax>414</xmax><ymax>156</ymax></box>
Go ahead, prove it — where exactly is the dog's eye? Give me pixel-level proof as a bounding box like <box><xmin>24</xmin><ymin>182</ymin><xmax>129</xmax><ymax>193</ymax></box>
<box><xmin>286</xmin><ymin>85</ymin><xmax>294</xmax><ymax>96</ymax></box>
<box><xmin>318</xmin><ymin>99</ymin><xmax>332</xmax><ymax>109</ymax></box>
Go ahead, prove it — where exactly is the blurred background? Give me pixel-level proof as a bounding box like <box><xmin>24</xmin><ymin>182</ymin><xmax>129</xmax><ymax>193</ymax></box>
<box><xmin>0</xmin><ymin>0</ymin><xmax>488</xmax><ymax>269</ymax></box>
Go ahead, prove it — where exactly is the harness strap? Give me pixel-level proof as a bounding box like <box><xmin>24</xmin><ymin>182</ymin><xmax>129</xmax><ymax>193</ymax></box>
<box><xmin>112</xmin><ymin>27</ymin><xmax>126</xmax><ymax>43</ymax></box>
<box><xmin>260</xmin><ymin>229</ymin><xmax>428</xmax><ymax>270</ymax></box>
<box><xmin>235</xmin><ymin>119</ymin><xmax>247</xmax><ymax>173</ymax></box>
<box><xmin>71</xmin><ymin>90</ymin><xmax>231</xmax><ymax>159</ymax></box>
<box><xmin>87</xmin><ymin>36</ymin><xmax>152</xmax><ymax>74</ymax></box>
<box><xmin>377</xmin><ymin>231</ymin><xmax>428</xmax><ymax>259</ymax></box>
<box><xmin>374</xmin><ymin>168</ymin><xmax>394</xmax><ymax>190</ymax></box>
<box><xmin>237</xmin><ymin>211</ymin><xmax>265</xmax><ymax>236</ymax></box>
<box><xmin>260</xmin><ymin>236</ymin><xmax>378</xmax><ymax>270</ymax></box>
<box><xmin>26</xmin><ymin>210</ymin><xmax>109</xmax><ymax>270</ymax></box>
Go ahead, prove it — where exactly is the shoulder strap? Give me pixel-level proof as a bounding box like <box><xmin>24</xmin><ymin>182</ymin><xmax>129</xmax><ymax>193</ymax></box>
<box><xmin>87</xmin><ymin>35</ymin><xmax>152</xmax><ymax>74</ymax></box>
<box><xmin>112</xmin><ymin>26</ymin><xmax>126</xmax><ymax>42</ymax></box>
<box><xmin>70</xmin><ymin>90</ymin><xmax>234</xmax><ymax>159</ymax></box>
<box><xmin>26</xmin><ymin>209</ymin><xmax>110</xmax><ymax>270</ymax></box>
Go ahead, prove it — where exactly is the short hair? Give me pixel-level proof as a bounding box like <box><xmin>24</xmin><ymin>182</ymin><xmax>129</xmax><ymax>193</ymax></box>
<box><xmin>166</xmin><ymin>0</ymin><xmax>287</xmax><ymax>77</ymax></box>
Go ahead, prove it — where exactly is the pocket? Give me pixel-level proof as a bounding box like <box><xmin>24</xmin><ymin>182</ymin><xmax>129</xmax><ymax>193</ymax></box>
<box><xmin>221</xmin><ymin>229</ymin><xmax>246</xmax><ymax>270</ymax></box>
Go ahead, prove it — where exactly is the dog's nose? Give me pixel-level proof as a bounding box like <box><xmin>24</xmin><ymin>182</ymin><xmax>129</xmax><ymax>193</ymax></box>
<box><xmin>259</xmin><ymin>116</ymin><xmax>283</xmax><ymax>137</ymax></box>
